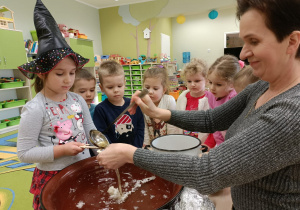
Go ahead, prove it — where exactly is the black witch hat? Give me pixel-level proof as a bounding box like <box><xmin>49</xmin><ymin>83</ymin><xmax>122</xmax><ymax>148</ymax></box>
<box><xmin>18</xmin><ymin>0</ymin><xmax>89</xmax><ymax>79</ymax></box>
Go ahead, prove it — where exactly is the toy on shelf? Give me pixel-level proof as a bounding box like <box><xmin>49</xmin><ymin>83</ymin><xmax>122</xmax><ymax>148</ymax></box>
<box><xmin>78</xmin><ymin>33</ymin><xmax>87</xmax><ymax>39</ymax></box>
<box><xmin>68</xmin><ymin>28</ymin><xmax>79</xmax><ymax>38</ymax></box>
<box><xmin>0</xmin><ymin>6</ymin><xmax>15</xmax><ymax>30</ymax></box>
<box><xmin>138</xmin><ymin>55</ymin><xmax>146</xmax><ymax>64</ymax></box>
<box><xmin>58</xmin><ymin>24</ymin><xmax>69</xmax><ymax>38</ymax></box>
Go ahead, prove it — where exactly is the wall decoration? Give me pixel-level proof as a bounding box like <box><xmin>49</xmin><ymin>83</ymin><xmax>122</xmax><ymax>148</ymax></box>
<box><xmin>183</xmin><ymin>52</ymin><xmax>190</xmax><ymax>63</ymax></box>
<box><xmin>208</xmin><ymin>10</ymin><xmax>218</xmax><ymax>20</ymax></box>
<box><xmin>143</xmin><ymin>28</ymin><xmax>151</xmax><ymax>39</ymax></box>
<box><xmin>176</xmin><ymin>15</ymin><xmax>186</xmax><ymax>24</ymax></box>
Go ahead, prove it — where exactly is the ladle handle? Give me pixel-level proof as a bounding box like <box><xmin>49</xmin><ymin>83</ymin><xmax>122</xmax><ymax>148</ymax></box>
<box><xmin>103</xmin><ymin>89</ymin><xmax>149</xmax><ymax>133</ymax></box>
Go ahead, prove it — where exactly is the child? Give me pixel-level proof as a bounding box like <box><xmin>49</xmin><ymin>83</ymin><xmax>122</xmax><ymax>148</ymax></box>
<box><xmin>176</xmin><ymin>58</ymin><xmax>209</xmax><ymax>143</ymax></box>
<box><xmin>204</xmin><ymin>55</ymin><xmax>240</xmax><ymax>148</ymax></box>
<box><xmin>93</xmin><ymin>60</ymin><xmax>144</xmax><ymax>148</ymax></box>
<box><xmin>16</xmin><ymin>1</ymin><xmax>96</xmax><ymax>209</ymax></box>
<box><xmin>143</xmin><ymin>65</ymin><xmax>180</xmax><ymax>146</ymax></box>
<box><xmin>233</xmin><ymin>65</ymin><xmax>259</xmax><ymax>93</ymax></box>
<box><xmin>70</xmin><ymin>69</ymin><xmax>97</xmax><ymax>118</ymax></box>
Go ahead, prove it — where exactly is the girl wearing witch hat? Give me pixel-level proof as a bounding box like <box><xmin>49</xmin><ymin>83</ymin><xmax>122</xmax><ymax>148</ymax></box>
<box><xmin>17</xmin><ymin>0</ymin><xmax>97</xmax><ymax>209</ymax></box>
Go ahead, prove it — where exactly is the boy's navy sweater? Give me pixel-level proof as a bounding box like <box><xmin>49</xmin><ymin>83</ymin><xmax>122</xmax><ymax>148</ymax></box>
<box><xmin>93</xmin><ymin>98</ymin><xmax>144</xmax><ymax>147</ymax></box>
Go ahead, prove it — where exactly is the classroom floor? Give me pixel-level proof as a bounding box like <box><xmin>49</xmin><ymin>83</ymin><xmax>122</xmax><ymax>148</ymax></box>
<box><xmin>0</xmin><ymin>130</ymin><xmax>34</xmax><ymax>210</ymax></box>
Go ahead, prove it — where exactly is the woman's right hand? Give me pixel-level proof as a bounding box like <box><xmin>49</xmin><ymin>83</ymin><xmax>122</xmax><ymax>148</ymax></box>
<box><xmin>129</xmin><ymin>90</ymin><xmax>171</xmax><ymax>122</ymax></box>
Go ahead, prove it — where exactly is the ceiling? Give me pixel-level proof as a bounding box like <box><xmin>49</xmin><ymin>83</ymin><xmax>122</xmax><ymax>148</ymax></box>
<box><xmin>75</xmin><ymin>0</ymin><xmax>237</xmax><ymax>17</ymax></box>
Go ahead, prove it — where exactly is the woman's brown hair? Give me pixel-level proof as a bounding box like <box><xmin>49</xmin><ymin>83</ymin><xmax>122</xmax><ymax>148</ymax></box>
<box><xmin>236</xmin><ymin>0</ymin><xmax>300</xmax><ymax>58</ymax></box>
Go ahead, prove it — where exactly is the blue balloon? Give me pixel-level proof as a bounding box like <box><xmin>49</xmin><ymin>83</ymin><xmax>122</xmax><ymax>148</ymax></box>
<box><xmin>209</xmin><ymin>10</ymin><xmax>218</xmax><ymax>19</ymax></box>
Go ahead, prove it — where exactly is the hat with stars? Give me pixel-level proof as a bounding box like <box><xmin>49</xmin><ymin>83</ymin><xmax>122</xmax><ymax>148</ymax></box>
<box><xmin>18</xmin><ymin>0</ymin><xmax>89</xmax><ymax>79</ymax></box>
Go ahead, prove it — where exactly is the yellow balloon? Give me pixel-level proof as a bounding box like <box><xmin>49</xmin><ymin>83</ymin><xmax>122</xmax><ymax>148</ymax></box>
<box><xmin>176</xmin><ymin>15</ymin><xmax>186</xmax><ymax>24</ymax></box>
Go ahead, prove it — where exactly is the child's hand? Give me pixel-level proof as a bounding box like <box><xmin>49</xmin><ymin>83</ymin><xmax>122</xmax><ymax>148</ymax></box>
<box><xmin>54</xmin><ymin>142</ymin><xmax>85</xmax><ymax>158</ymax></box>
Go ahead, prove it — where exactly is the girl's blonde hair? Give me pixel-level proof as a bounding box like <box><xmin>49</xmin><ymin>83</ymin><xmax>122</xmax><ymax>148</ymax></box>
<box><xmin>143</xmin><ymin>65</ymin><xmax>170</xmax><ymax>94</ymax></box>
<box><xmin>208</xmin><ymin>55</ymin><xmax>240</xmax><ymax>82</ymax></box>
<box><xmin>180</xmin><ymin>58</ymin><xmax>208</xmax><ymax>81</ymax></box>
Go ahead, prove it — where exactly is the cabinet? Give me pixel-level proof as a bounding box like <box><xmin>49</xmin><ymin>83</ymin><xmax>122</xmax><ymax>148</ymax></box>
<box><xmin>0</xmin><ymin>29</ymin><xmax>27</xmax><ymax>69</ymax></box>
<box><xmin>0</xmin><ymin>29</ymin><xmax>31</xmax><ymax>134</ymax></box>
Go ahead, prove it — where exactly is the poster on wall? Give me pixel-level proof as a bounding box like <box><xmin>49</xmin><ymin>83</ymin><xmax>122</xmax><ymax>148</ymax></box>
<box><xmin>183</xmin><ymin>52</ymin><xmax>190</xmax><ymax>63</ymax></box>
<box><xmin>161</xmin><ymin>33</ymin><xmax>170</xmax><ymax>59</ymax></box>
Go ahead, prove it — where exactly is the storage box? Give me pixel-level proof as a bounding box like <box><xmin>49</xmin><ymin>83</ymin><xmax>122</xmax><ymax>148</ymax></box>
<box><xmin>131</xmin><ymin>70</ymin><xmax>141</xmax><ymax>75</ymax></box>
<box><xmin>2</xmin><ymin>99</ymin><xmax>27</xmax><ymax>108</ymax></box>
<box><xmin>142</xmin><ymin>64</ymin><xmax>151</xmax><ymax>69</ymax></box>
<box><xmin>125</xmin><ymin>76</ymin><xmax>131</xmax><ymax>80</ymax></box>
<box><xmin>125</xmin><ymin>81</ymin><xmax>131</xmax><ymax>85</ymax></box>
<box><xmin>123</xmin><ymin>66</ymin><xmax>130</xmax><ymax>70</ymax></box>
<box><xmin>0</xmin><ymin>81</ymin><xmax>25</xmax><ymax>89</ymax></box>
<box><xmin>0</xmin><ymin>121</ymin><xmax>7</xmax><ymax>129</ymax></box>
<box><xmin>132</xmin><ymin>81</ymin><xmax>141</xmax><ymax>85</ymax></box>
<box><xmin>125</xmin><ymin>86</ymin><xmax>131</xmax><ymax>90</ymax></box>
<box><xmin>124</xmin><ymin>70</ymin><xmax>130</xmax><ymax>75</ymax></box>
<box><xmin>133</xmin><ymin>86</ymin><xmax>142</xmax><ymax>90</ymax></box>
<box><xmin>132</xmin><ymin>76</ymin><xmax>141</xmax><ymax>80</ymax></box>
<box><xmin>131</xmin><ymin>65</ymin><xmax>140</xmax><ymax>70</ymax></box>
<box><xmin>124</xmin><ymin>91</ymin><xmax>132</xmax><ymax>95</ymax></box>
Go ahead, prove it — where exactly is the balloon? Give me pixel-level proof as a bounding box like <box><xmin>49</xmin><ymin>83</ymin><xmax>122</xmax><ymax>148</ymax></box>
<box><xmin>176</xmin><ymin>15</ymin><xmax>186</xmax><ymax>24</ymax></box>
<box><xmin>208</xmin><ymin>10</ymin><xmax>218</xmax><ymax>20</ymax></box>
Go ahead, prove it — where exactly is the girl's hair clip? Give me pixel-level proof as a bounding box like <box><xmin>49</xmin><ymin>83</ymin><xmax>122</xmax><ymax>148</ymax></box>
<box><xmin>238</xmin><ymin>60</ymin><xmax>245</xmax><ymax>69</ymax></box>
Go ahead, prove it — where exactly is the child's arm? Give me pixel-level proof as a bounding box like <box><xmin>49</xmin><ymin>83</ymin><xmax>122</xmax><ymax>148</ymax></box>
<box><xmin>93</xmin><ymin>104</ymin><xmax>109</xmax><ymax>134</ymax></box>
<box><xmin>143</xmin><ymin>116</ymin><xmax>150</xmax><ymax>146</ymax></box>
<box><xmin>134</xmin><ymin>107</ymin><xmax>145</xmax><ymax>148</ymax></box>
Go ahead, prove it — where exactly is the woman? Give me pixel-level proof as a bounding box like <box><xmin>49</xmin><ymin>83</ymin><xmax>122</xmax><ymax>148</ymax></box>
<box><xmin>97</xmin><ymin>0</ymin><xmax>300</xmax><ymax>209</ymax></box>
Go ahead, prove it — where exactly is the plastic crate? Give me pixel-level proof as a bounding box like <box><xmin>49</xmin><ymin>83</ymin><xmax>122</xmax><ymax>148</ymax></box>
<box><xmin>131</xmin><ymin>70</ymin><xmax>141</xmax><ymax>75</ymax></box>
<box><xmin>125</xmin><ymin>76</ymin><xmax>131</xmax><ymax>80</ymax></box>
<box><xmin>123</xmin><ymin>66</ymin><xmax>130</xmax><ymax>70</ymax></box>
<box><xmin>142</xmin><ymin>64</ymin><xmax>151</xmax><ymax>69</ymax></box>
<box><xmin>8</xmin><ymin>117</ymin><xmax>21</xmax><ymax>126</ymax></box>
<box><xmin>132</xmin><ymin>76</ymin><xmax>141</xmax><ymax>80</ymax></box>
<box><xmin>131</xmin><ymin>65</ymin><xmax>140</xmax><ymax>70</ymax></box>
<box><xmin>0</xmin><ymin>102</ymin><xmax>3</xmax><ymax>109</ymax></box>
<box><xmin>133</xmin><ymin>86</ymin><xmax>142</xmax><ymax>90</ymax></box>
<box><xmin>125</xmin><ymin>86</ymin><xmax>131</xmax><ymax>90</ymax></box>
<box><xmin>0</xmin><ymin>81</ymin><xmax>25</xmax><ymax>89</ymax></box>
<box><xmin>0</xmin><ymin>121</ymin><xmax>7</xmax><ymax>129</ymax></box>
<box><xmin>2</xmin><ymin>99</ymin><xmax>27</xmax><ymax>108</ymax></box>
<box><xmin>124</xmin><ymin>70</ymin><xmax>130</xmax><ymax>75</ymax></box>
<box><xmin>124</xmin><ymin>91</ymin><xmax>132</xmax><ymax>95</ymax></box>
<box><xmin>132</xmin><ymin>81</ymin><xmax>141</xmax><ymax>85</ymax></box>
<box><xmin>125</xmin><ymin>81</ymin><xmax>131</xmax><ymax>85</ymax></box>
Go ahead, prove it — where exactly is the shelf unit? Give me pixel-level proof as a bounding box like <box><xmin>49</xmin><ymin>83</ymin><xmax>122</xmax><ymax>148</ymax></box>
<box><xmin>0</xmin><ymin>29</ymin><xmax>30</xmax><ymax>134</ymax></box>
<box><xmin>122</xmin><ymin>63</ymin><xmax>167</xmax><ymax>97</ymax></box>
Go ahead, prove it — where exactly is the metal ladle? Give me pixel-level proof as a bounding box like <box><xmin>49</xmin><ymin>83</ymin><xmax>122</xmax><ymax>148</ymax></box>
<box><xmin>89</xmin><ymin>129</ymin><xmax>123</xmax><ymax>196</ymax></box>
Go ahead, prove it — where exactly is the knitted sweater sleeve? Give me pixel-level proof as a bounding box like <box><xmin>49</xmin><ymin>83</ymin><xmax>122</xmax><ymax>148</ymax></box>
<box><xmin>133</xmin><ymin>82</ymin><xmax>300</xmax><ymax>194</ymax></box>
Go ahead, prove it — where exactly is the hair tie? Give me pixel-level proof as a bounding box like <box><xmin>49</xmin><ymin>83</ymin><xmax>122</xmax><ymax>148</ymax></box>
<box><xmin>238</xmin><ymin>60</ymin><xmax>245</xmax><ymax>69</ymax></box>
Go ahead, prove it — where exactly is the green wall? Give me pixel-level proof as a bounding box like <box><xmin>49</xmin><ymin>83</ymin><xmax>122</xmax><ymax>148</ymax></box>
<box><xmin>99</xmin><ymin>7</ymin><xmax>172</xmax><ymax>60</ymax></box>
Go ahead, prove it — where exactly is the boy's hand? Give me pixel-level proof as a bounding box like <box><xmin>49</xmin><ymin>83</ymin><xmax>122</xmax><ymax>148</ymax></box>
<box><xmin>54</xmin><ymin>142</ymin><xmax>85</xmax><ymax>158</ymax></box>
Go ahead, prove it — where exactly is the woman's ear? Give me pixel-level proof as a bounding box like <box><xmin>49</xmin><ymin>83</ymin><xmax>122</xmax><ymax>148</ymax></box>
<box><xmin>287</xmin><ymin>31</ymin><xmax>300</xmax><ymax>55</ymax></box>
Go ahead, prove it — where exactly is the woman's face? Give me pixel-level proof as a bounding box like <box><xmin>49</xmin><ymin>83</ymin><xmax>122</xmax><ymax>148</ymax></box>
<box><xmin>239</xmin><ymin>9</ymin><xmax>290</xmax><ymax>82</ymax></box>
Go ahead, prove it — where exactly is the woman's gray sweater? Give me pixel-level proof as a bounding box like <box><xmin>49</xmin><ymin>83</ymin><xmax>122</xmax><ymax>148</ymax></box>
<box><xmin>133</xmin><ymin>81</ymin><xmax>300</xmax><ymax>209</ymax></box>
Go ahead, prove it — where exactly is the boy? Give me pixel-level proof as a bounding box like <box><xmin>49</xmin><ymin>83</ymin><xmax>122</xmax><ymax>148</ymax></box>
<box><xmin>70</xmin><ymin>69</ymin><xmax>97</xmax><ymax>118</ymax></box>
<box><xmin>93</xmin><ymin>60</ymin><xmax>144</xmax><ymax>148</ymax></box>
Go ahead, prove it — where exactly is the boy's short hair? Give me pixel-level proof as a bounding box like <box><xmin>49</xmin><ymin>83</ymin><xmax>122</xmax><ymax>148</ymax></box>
<box><xmin>70</xmin><ymin>68</ymin><xmax>96</xmax><ymax>91</ymax></box>
<box><xmin>98</xmin><ymin>60</ymin><xmax>124</xmax><ymax>85</ymax></box>
<box><xmin>180</xmin><ymin>58</ymin><xmax>208</xmax><ymax>81</ymax></box>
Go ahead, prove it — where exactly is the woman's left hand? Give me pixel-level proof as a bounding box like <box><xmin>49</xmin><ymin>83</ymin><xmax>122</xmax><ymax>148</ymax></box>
<box><xmin>96</xmin><ymin>143</ymin><xmax>137</xmax><ymax>170</ymax></box>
